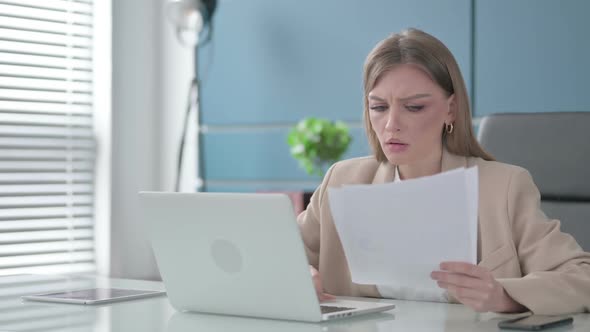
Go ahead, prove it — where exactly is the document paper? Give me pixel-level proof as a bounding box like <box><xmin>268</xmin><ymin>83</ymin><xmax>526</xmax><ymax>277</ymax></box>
<box><xmin>328</xmin><ymin>167</ymin><xmax>478</xmax><ymax>292</ymax></box>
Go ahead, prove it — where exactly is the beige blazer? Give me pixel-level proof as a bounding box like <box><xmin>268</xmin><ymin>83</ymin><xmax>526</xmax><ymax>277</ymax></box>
<box><xmin>297</xmin><ymin>148</ymin><xmax>590</xmax><ymax>315</ymax></box>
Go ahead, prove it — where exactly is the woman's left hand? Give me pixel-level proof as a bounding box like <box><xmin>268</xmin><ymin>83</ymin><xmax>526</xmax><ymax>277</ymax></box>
<box><xmin>431</xmin><ymin>262</ymin><xmax>526</xmax><ymax>313</ymax></box>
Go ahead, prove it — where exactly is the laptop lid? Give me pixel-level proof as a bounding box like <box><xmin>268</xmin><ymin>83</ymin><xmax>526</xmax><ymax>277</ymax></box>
<box><xmin>140</xmin><ymin>192</ymin><xmax>323</xmax><ymax>322</ymax></box>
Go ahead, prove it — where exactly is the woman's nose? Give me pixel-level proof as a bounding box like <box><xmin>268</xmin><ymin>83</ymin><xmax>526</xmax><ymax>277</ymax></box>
<box><xmin>384</xmin><ymin>107</ymin><xmax>402</xmax><ymax>132</ymax></box>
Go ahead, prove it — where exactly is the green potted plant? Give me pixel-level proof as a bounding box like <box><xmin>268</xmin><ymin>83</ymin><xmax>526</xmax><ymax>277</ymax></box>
<box><xmin>287</xmin><ymin>117</ymin><xmax>352</xmax><ymax>177</ymax></box>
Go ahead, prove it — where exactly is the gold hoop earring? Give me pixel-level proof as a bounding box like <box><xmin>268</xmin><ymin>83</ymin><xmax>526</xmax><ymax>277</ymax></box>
<box><xmin>446</xmin><ymin>123</ymin><xmax>454</xmax><ymax>134</ymax></box>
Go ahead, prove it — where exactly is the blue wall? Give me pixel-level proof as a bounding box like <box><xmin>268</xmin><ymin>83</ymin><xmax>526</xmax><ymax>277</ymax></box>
<box><xmin>198</xmin><ymin>0</ymin><xmax>472</xmax><ymax>191</ymax></box>
<box><xmin>475</xmin><ymin>0</ymin><xmax>590</xmax><ymax>115</ymax></box>
<box><xmin>198</xmin><ymin>0</ymin><xmax>590</xmax><ymax>192</ymax></box>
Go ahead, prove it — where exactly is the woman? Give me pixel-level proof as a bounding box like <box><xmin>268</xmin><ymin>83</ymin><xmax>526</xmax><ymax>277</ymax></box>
<box><xmin>297</xmin><ymin>28</ymin><xmax>590</xmax><ymax>315</ymax></box>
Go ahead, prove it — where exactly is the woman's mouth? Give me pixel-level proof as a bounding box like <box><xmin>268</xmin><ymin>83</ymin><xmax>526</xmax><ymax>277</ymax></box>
<box><xmin>385</xmin><ymin>140</ymin><xmax>409</xmax><ymax>153</ymax></box>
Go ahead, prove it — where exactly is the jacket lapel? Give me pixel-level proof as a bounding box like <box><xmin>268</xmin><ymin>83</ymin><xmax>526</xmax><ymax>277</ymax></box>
<box><xmin>371</xmin><ymin>161</ymin><xmax>396</xmax><ymax>184</ymax></box>
<box><xmin>441</xmin><ymin>147</ymin><xmax>468</xmax><ymax>172</ymax></box>
<box><xmin>371</xmin><ymin>147</ymin><xmax>468</xmax><ymax>185</ymax></box>
<box><xmin>441</xmin><ymin>148</ymin><xmax>484</xmax><ymax>263</ymax></box>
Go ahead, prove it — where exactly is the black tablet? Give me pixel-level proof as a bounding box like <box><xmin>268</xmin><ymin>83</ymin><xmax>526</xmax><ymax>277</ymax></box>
<box><xmin>22</xmin><ymin>288</ymin><xmax>166</xmax><ymax>304</ymax></box>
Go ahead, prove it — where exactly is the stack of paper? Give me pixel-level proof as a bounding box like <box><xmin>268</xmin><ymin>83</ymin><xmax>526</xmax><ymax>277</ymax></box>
<box><xmin>328</xmin><ymin>167</ymin><xmax>478</xmax><ymax>294</ymax></box>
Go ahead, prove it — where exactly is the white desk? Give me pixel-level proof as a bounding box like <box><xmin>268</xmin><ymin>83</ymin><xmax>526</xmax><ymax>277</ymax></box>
<box><xmin>1</xmin><ymin>274</ymin><xmax>588</xmax><ymax>331</ymax></box>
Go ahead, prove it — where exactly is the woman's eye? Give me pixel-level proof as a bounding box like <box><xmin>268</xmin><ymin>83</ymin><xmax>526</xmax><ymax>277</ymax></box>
<box><xmin>405</xmin><ymin>105</ymin><xmax>424</xmax><ymax>112</ymax></box>
<box><xmin>369</xmin><ymin>105</ymin><xmax>387</xmax><ymax>112</ymax></box>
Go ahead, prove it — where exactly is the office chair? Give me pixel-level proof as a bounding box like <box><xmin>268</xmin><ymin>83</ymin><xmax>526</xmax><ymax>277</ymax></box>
<box><xmin>477</xmin><ymin>112</ymin><xmax>590</xmax><ymax>251</ymax></box>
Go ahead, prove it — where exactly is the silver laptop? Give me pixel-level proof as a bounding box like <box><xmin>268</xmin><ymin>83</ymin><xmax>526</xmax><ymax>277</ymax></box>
<box><xmin>140</xmin><ymin>192</ymin><xmax>395</xmax><ymax>322</ymax></box>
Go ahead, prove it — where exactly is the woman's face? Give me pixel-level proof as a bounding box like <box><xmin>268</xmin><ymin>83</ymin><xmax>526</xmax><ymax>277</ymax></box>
<box><xmin>368</xmin><ymin>63</ymin><xmax>455</xmax><ymax>166</ymax></box>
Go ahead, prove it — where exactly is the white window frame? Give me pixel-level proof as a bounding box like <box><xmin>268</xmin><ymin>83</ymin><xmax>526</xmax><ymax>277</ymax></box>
<box><xmin>92</xmin><ymin>0</ymin><xmax>112</xmax><ymax>277</ymax></box>
<box><xmin>0</xmin><ymin>0</ymin><xmax>111</xmax><ymax>276</ymax></box>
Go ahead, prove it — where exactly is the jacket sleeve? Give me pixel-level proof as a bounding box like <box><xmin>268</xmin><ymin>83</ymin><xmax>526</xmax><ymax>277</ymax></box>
<box><xmin>296</xmin><ymin>164</ymin><xmax>337</xmax><ymax>270</ymax></box>
<box><xmin>497</xmin><ymin>168</ymin><xmax>590</xmax><ymax>314</ymax></box>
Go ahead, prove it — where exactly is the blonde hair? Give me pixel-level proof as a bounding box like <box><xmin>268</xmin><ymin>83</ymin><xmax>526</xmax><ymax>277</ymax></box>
<box><xmin>363</xmin><ymin>28</ymin><xmax>493</xmax><ymax>162</ymax></box>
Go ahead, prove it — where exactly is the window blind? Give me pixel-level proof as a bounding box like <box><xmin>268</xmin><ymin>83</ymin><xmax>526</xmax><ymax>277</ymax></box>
<box><xmin>0</xmin><ymin>0</ymin><xmax>96</xmax><ymax>275</ymax></box>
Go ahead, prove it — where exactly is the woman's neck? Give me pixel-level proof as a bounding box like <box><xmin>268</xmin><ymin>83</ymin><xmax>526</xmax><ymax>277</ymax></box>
<box><xmin>397</xmin><ymin>146</ymin><xmax>443</xmax><ymax>180</ymax></box>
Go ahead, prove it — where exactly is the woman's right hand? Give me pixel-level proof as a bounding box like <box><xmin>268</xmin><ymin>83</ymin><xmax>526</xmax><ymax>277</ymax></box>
<box><xmin>310</xmin><ymin>265</ymin><xmax>335</xmax><ymax>302</ymax></box>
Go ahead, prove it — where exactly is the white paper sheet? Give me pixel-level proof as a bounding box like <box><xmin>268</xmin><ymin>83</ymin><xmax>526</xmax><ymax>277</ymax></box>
<box><xmin>328</xmin><ymin>167</ymin><xmax>478</xmax><ymax>293</ymax></box>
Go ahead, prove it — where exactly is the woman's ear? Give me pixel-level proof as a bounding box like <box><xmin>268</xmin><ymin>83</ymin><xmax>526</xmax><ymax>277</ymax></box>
<box><xmin>446</xmin><ymin>94</ymin><xmax>457</xmax><ymax>122</ymax></box>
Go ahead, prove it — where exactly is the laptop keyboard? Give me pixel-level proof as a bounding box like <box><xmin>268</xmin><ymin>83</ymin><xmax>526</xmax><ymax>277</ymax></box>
<box><xmin>320</xmin><ymin>305</ymin><xmax>356</xmax><ymax>314</ymax></box>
